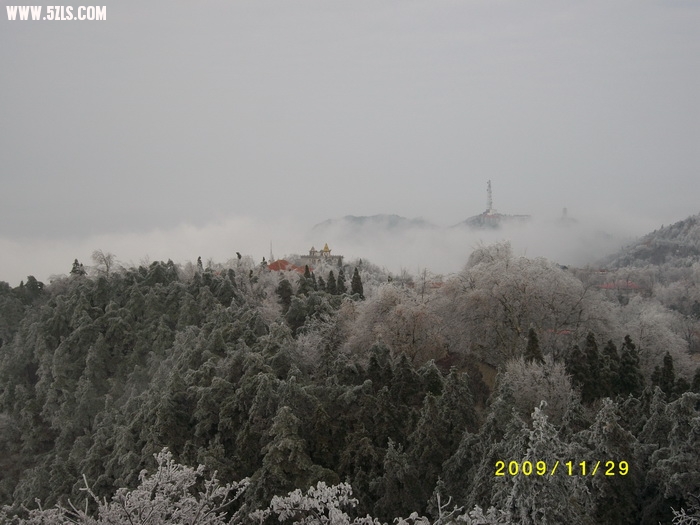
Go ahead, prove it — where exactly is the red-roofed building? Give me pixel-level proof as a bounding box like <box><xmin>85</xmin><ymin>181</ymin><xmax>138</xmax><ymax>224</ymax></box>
<box><xmin>599</xmin><ymin>280</ymin><xmax>642</xmax><ymax>290</ymax></box>
<box><xmin>267</xmin><ymin>259</ymin><xmax>307</xmax><ymax>274</ymax></box>
<box><xmin>597</xmin><ymin>279</ymin><xmax>650</xmax><ymax>302</ymax></box>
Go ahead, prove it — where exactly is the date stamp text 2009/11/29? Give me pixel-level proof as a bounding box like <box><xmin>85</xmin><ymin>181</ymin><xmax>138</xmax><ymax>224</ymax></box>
<box><xmin>495</xmin><ymin>460</ymin><xmax>629</xmax><ymax>477</ymax></box>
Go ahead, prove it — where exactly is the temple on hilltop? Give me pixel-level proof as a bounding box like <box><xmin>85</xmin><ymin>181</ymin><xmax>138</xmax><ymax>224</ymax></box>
<box><xmin>461</xmin><ymin>180</ymin><xmax>531</xmax><ymax>229</ymax></box>
<box><xmin>300</xmin><ymin>243</ymin><xmax>343</xmax><ymax>267</ymax></box>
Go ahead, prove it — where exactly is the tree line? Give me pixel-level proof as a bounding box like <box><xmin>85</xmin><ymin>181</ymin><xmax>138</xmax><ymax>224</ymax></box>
<box><xmin>0</xmin><ymin>245</ymin><xmax>699</xmax><ymax>524</ymax></box>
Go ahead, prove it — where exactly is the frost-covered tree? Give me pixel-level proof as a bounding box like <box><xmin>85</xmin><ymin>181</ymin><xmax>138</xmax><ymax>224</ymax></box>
<box><xmin>671</xmin><ymin>496</ymin><xmax>700</xmax><ymax>525</ymax></box>
<box><xmin>496</xmin><ymin>403</ymin><xmax>593</xmax><ymax>525</ymax></box>
<box><xmin>618</xmin><ymin>296</ymin><xmax>693</xmax><ymax>380</ymax></box>
<box><xmin>91</xmin><ymin>250</ymin><xmax>116</xmax><ymax>276</ymax></box>
<box><xmin>500</xmin><ymin>356</ymin><xmax>575</xmax><ymax>425</ymax></box>
<box><xmin>372</xmin><ymin>439</ymin><xmax>418</xmax><ymax>521</ymax></box>
<box><xmin>438</xmin><ymin>242</ymin><xmax>613</xmax><ymax>365</ymax></box>
<box><xmin>643</xmin><ymin>393</ymin><xmax>700</xmax><ymax>525</ymax></box>
<box><xmin>0</xmin><ymin>448</ymin><xmax>248</xmax><ymax>525</ymax></box>
<box><xmin>247</xmin><ymin>405</ymin><xmax>336</xmax><ymax>511</ymax></box>
<box><xmin>577</xmin><ymin>399</ymin><xmax>640</xmax><ymax>524</ymax></box>
<box><xmin>251</xmin><ymin>481</ymin><xmax>377</xmax><ymax>525</ymax></box>
<box><xmin>297</xmin><ymin>273</ymin><xmax>312</xmax><ymax>297</ymax></box>
<box><xmin>343</xmin><ymin>285</ymin><xmax>445</xmax><ymax>364</ymax></box>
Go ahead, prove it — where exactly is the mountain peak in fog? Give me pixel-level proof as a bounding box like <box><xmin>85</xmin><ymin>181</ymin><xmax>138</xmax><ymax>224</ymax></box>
<box><xmin>313</xmin><ymin>214</ymin><xmax>437</xmax><ymax>233</ymax></box>
<box><xmin>452</xmin><ymin>179</ymin><xmax>532</xmax><ymax>229</ymax></box>
<box><xmin>601</xmin><ymin>212</ymin><xmax>700</xmax><ymax>268</ymax></box>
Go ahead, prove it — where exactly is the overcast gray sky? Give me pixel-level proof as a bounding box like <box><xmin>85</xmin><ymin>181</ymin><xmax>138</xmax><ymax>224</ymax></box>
<box><xmin>1</xmin><ymin>0</ymin><xmax>699</xmax><ymax>284</ymax></box>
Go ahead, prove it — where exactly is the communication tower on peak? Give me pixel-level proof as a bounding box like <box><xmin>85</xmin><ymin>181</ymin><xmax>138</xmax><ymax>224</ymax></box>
<box><xmin>486</xmin><ymin>180</ymin><xmax>495</xmax><ymax>214</ymax></box>
<box><xmin>459</xmin><ymin>180</ymin><xmax>530</xmax><ymax>229</ymax></box>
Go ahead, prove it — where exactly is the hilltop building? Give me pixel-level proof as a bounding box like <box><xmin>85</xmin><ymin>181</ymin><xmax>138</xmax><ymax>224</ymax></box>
<box><xmin>300</xmin><ymin>243</ymin><xmax>343</xmax><ymax>267</ymax></box>
<box><xmin>267</xmin><ymin>259</ymin><xmax>306</xmax><ymax>274</ymax></box>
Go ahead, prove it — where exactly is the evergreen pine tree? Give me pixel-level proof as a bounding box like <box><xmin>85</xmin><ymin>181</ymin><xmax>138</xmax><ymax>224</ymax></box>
<box><xmin>337</xmin><ymin>427</ymin><xmax>381</xmax><ymax>514</ymax></box>
<box><xmin>276</xmin><ymin>278</ymin><xmax>293</xmax><ymax>314</ymax></box>
<box><xmin>70</xmin><ymin>259</ymin><xmax>86</xmax><ymax>276</ymax></box>
<box><xmin>691</xmin><ymin>367</ymin><xmax>700</xmax><ymax>393</ymax></box>
<box><xmin>406</xmin><ymin>368</ymin><xmax>477</xmax><ymax>510</ymax></box>
<box><xmin>336</xmin><ymin>269</ymin><xmax>347</xmax><ymax>294</ymax></box>
<box><xmin>296</xmin><ymin>274</ymin><xmax>311</xmax><ymax>296</ymax></box>
<box><xmin>659</xmin><ymin>352</ymin><xmax>676</xmax><ymax>397</ymax></box>
<box><xmin>419</xmin><ymin>360</ymin><xmax>443</xmax><ymax>396</ymax></box>
<box><xmin>602</xmin><ymin>339</ymin><xmax>621</xmax><ymax>397</ymax></box>
<box><xmin>23</xmin><ymin>276</ymin><xmax>44</xmax><ymax>302</ymax></box>
<box><xmin>524</xmin><ymin>328</ymin><xmax>544</xmax><ymax>364</ymax></box>
<box><xmin>692</xmin><ymin>300</ymin><xmax>700</xmax><ymax>320</ymax></box>
<box><xmin>351</xmin><ymin>267</ymin><xmax>364</xmax><ymax>299</ymax></box>
<box><xmin>565</xmin><ymin>344</ymin><xmax>587</xmax><ymax>397</ymax></box>
<box><xmin>326</xmin><ymin>271</ymin><xmax>337</xmax><ymax>295</ymax></box>
<box><xmin>367</xmin><ymin>343</ymin><xmax>393</xmax><ymax>390</ymax></box>
<box><xmin>619</xmin><ymin>335</ymin><xmax>644</xmax><ymax>397</ymax></box>
<box><xmin>560</xmin><ymin>392</ymin><xmax>590</xmax><ymax>439</ymax></box>
<box><xmin>651</xmin><ymin>366</ymin><xmax>662</xmax><ymax>389</ymax></box>
<box><xmin>248</xmin><ymin>405</ymin><xmax>335</xmax><ymax>510</ymax></box>
<box><xmin>372</xmin><ymin>440</ymin><xmax>418</xmax><ymax>522</ymax></box>
<box><xmin>638</xmin><ymin>392</ymin><xmax>700</xmax><ymax>524</ymax></box>
<box><xmin>582</xmin><ymin>332</ymin><xmax>603</xmax><ymax>402</ymax></box>
<box><xmin>499</xmin><ymin>404</ymin><xmax>594</xmax><ymax>525</ymax></box>
<box><xmin>674</xmin><ymin>376</ymin><xmax>690</xmax><ymax>397</ymax></box>
<box><xmin>581</xmin><ymin>399</ymin><xmax>640</xmax><ymax>525</ymax></box>
<box><xmin>404</xmin><ymin>395</ymin><xmax>447</xmax><ymax>510</ymax></box>
<box><xmin>285</xmin><ymin>296</ymin><xmax>308</xmax><ymax>335</ymax></box>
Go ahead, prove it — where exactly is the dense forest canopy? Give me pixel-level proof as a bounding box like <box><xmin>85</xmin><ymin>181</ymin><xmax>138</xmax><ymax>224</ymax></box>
<box><xmin>1</xmin><ymin>214</ymin><xmax>700</xmax><ymax>524</ymax></box>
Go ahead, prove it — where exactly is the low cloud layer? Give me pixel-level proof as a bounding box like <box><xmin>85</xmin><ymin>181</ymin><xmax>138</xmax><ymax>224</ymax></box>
<box><xmin>0</xmin><ymin>209</ymin><xmax>661</xmax><ymax>287</ymax></box>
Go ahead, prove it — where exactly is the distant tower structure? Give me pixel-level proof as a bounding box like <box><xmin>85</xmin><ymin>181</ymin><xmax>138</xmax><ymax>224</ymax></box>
<box><xmin>461</xmin><ymin>180</ymin><xmax>530</xmax><ymax>229</ymax></box>
<box><xmin>486</xmin><ymin>180</ymin><xmax>496</xmax><ymax>214</ymax></box>
<box><xmin>559</xmin><ymin>207</ymin><xmax>577</xmax><ymax>225</ymax></box>
<box><xmin>484</xmin><ymin>180</ymin><xmax>498</xmax><ymax>215</ymax></box>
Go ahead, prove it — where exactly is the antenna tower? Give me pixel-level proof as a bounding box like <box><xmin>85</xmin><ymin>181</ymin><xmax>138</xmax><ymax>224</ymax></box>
<box><xmin>487</xmin><ymin>180</ymin><xmax>493</xmax><ymax>213</ymax></box>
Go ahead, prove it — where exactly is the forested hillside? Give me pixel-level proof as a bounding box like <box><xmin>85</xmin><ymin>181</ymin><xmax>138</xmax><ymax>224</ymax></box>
<box><xmin>603</xmin><ymin>213</ymin><xmax>700</xmax><ymax>270</ymax></box>
<box><xmin>1</xmin><ymin>239</ymin><xmax>699</xmax><ymax>524</ymax></box>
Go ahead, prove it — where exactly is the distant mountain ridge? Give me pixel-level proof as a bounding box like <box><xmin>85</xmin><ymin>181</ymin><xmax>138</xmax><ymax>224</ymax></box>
<box><xmin>602</xmin><ymin>212</ymin><xmax>700</xmax><ymax>268</ymax></box>
<box><xmin>312</xmin><ymin>214</ymin><xmax>437</xmax><ymax>232</ymax></box>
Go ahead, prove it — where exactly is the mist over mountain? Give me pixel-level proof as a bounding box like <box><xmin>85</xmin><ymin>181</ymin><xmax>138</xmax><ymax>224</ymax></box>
<box><xmin>0</xmin><ymin>206</ymin><xmax>662</xmax><ymax>288</ymax></box>
<box><xmin>306</xmin><ymin>210</ymin><xmax>641</xmax><ymax>275</ymax></box>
